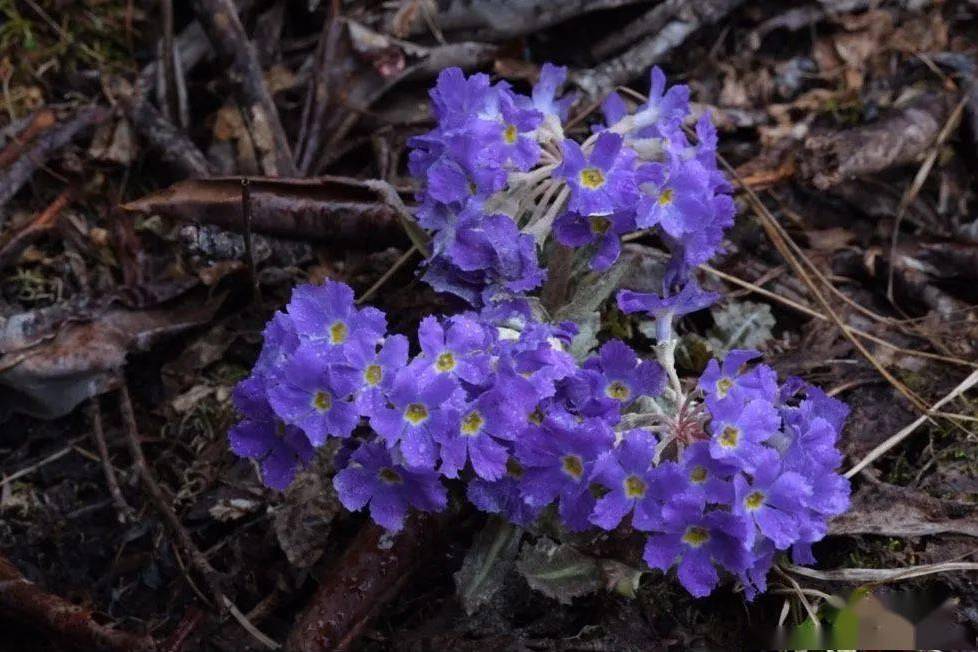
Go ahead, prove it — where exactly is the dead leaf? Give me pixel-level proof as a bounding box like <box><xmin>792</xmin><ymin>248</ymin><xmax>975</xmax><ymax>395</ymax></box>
<box><xmin>0</xmin><ymin>292</ymin><xmax>223</xmax><ymax>418</ymax></box>
<box><xmin>829</xmin><ymin>481</ymin><xmax>978</xmax><ymax>538</ymax></box>
<box><xmin>274</xmin><ymin>455</ymin><xmax>342</xmax><ymax>568</ymax></box>
<box><xmin>120</xmin><ymin>176</ymin><xmax>408</xmax><ymax>247</ymax></box>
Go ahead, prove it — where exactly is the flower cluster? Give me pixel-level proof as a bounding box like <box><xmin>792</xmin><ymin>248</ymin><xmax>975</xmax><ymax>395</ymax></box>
<box><xmin>230</xmin><ymin>280</ymin><xmax>664</xmax><ymax>530</ymax></box>
<box><xmin>228</xmin><ymin>64</ymin><xmax>850</xmax><ymax>601</ymax></box>
<box><xmin>408</xmin><ymin>65</ymin><xmax>734</xmax><ymax>308</ymax></box>
<box><xmin>229</xmin><ymin>280</ymin><xmax>849</xmax><ymax>598</ymax></box>
<box><xmin>589</xmin><ymin>351</ymin><xmax>850</xmax><ymax>597</ymax></box>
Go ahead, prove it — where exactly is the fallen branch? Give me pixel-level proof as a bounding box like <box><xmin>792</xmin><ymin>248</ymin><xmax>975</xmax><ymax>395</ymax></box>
<box><xmin>801</xmin><ymin>93</ymin><xmax>951</xmax><ymax>189</ymax></box>
<box><xmin>0</xmin><ymin>553</ymin><xmax>156</xmax><ymax>652</ymax></box>
<box><xmin>116</xmin><ymin>82</ymin><xmax>214</xmax><ymax>178</ymax></box>
<box><xmin>392</xmin><ymin>0</ymin><xmax>652</xmax><ymax>41</ymax></box>
<box><xmin>192</xmin><ymin>0</ymin><xmax>297</xmax><ymax>176</ymax></box>
<box><xmin>570</xmin><ymin>0</ymin><xmax>745</xmax><ymax>99</ymax></box>
<box><xmin>285</xmin><ymin>515</ymin><xmax>439</xmax><ymax>652</ymax></box>
<box><xmin>0</xmin><ymin>106</ymin><xmax>108</xmax><ymax>208</ymax></box>
<box><xmin>590</xmin><ymin>0</ymin><xmax>687</xmax><ymax>59</ymax></box>
<box><xmin>121</xmin><ymin>177</ymin><xmax>408</xmax><ymax>247</ymax></box>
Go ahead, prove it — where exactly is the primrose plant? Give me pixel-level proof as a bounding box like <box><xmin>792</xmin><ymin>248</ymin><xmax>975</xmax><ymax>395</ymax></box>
<box><xmin>228</xmin><ymin>65</ymin><xmax>850</xmax><ymax>599</ymax></box>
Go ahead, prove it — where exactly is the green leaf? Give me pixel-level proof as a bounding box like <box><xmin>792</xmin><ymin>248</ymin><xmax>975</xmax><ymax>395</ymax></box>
<box><xmin>516</xmin><ymin>537</ymin><xmax>603</xmax><ymax>605</ymax></box>
<box><xmin>454</xmin><ymin>517</ymin><xmax>523</xmax><ymax>615</ymax></box>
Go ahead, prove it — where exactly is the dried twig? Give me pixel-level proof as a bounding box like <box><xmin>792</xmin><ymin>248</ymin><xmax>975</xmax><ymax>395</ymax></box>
<box><xmin>192</xmin><ymin>0</ymin><xmax>297</xmax><ymax>176</ymax></box>
<box><xmin>0</xmin><ymin>106</ymin><xmax>108</xmax><ymax>208</ymax></box>
<box><xmin>844</xmin><ymin>369</ymin><xmax>978</xmax><ymax>478</ymax></box>
<box><xmin>88</xmin><ymin>399</ymin><xmax>134</xmax><ymax>524</ymax></box>
<box><xmin>297</xmin><ymin>2</ymin><xmax>344</xmax><ymax>175</ymax></box>
<box><xmin>160</xmin><ymin>0</ymin><xmax>180</xmax><ymax>127</ymax></box>
<box><xmin>783</xmin><ymin>560</ymin><xmax>978</xmax><ymax>584</ymax></box>
<box><xmin>0</xmin><ymin>553</ymin><xmax>156</xmax><ymax>652</ymax></box>
<box><xmin>0</xmin><ymin>108</ymin><xmax>56</xmax><ymax>169</ymax></box>
<box><xmin>0</xmin><ymin>188</ymin><xmax>73</xmax><ymax>269</ymax></box>
<box><xmin>118</xmin><ymin>383</ymin><xmax>226</xmax><ymax>608</ymax></box>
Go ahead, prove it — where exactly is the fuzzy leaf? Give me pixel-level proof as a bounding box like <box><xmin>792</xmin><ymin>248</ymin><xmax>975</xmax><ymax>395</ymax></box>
<box><xmin>516</xmin><ymin>537</ymin><xmax>602</xmax><ymax>604</ymax></box>
<box><xmin>454</xmin><ymin>517</ymin><xmax>523</xmax><ymax>615</ymax></box>
<box><xmin>706</xmin><ymin>300</ymin><xmax>776</xmax><ymax>356</ymax></box>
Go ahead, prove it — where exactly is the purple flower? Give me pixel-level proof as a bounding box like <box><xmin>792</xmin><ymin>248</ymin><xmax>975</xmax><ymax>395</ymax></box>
<box><xmin>733</xmin><ymin>451</ymin><xmax>813</xmax><ymax>550</ymax></box>
<box><xmin>428</xmin><ymin>67</ymin><xmax>495</xmax><ymax>133</ymax></box>
<box><xmin>631</xmin><ymin>66</ymin><xmax>690</xmax><ymax>136</ymax></box>
<box><xmin>516</xmin><ymin>411</ymin><xmax>614</xmax><ymax>531</ymax></box>
<box><xmin>642</xmin><ymin>496</ymin><xmax>750</xmax><ymax>597</ymax></box>
<box><xmin>345</xmin><ymin>334</ymin><xmax>410</xmax><ymax>415</ymax></box>
<box><xmin>254</xmin><ymin>311</ymin><xmax>299</xmax><ymax>376</ymax></box>
<box><xmin>676</xmin><ymin>441</ymin><xmax>735</xmax><ymax>505</ymax></box>
<box><xmin>567</xmin><ymin>340</ymin><xmax>664</xmax><ymax>418</ymax></box>
<box><xmin>473</xmin><ymin>90</ymin><xmax>542</xmax><ymax>171</ymax></box>
<box><xmin>600</xmin><ymin>92</ymin><xmax>629</xmax><ymax>130</ymax></box>
<box><xmin>333</xmin><ymin>441</ymin><xmax>447</xmax><ymax>532</ymax></box>
<box><xmin>266</xmin><ymin>344</ymin><xmax>360</xmax><ymax>446</ymax></box>
<box><xmin>553</xmin><ymin>210</ymin><xmax>636</xmax><ymax>271</ymax></box>
<box><xmin>557</xmin><ymin>132</ymin><xmax>637</xmax><ymax>216</ymax></box>
<box><xmin>228</xmin><ymin>376</ymin><xmax>314</xmax><ymax>490</ymax></box>
<box><xmin>287</xmin><ymin>281</ymin><xmax>386</xmax><ymax>358</ymax></box>
<box><xmin>494</xmin><ymin>330</ymin><xmax>577</xmax><ymax>405</ymax></box>
<box><xmin>706</xmin><ymin>397</ymin><xmax>781</xmax><ymax>472</ymax></box>
<box><xmin>435</xmin><ymin>388</ymin><xmax>525</xmax><ymax>480</ymax></box>
<box><xmin>635</xmin><ymin>159</ymin><xmax>713</xmax><ymax>236</ymax></box>
<box><xmin>417</xmin><ymin>314</ymin><xmax>490</xmax><ymax>385</ymax></box>
<box><xmin>532</xmin><ymin>63</ymin><xmax>574</xmax><ymax>122</ymax></box>
<box><xmin>739</xmin><ymin>539</ymin><xmax>776</xmax><ymax>601</ymax></box>
<box><xmin>617</xmin><ymin>280</ymin><xmax>718</xmax><ymax>342</ymax></box>
<box><xmin>467</xmin><ymin>456</ymin><xmax>543</xmax><ymax>526</ymax></box>
<box><xmin>446</xmin><ymin>211</ymin><xmax>546</xmax><ymax>297</ymax></box>
<box><xmin>589</xmin><ymin>429</ymin><xmax>679</xmax><ymax>530</ymax></box>
<box><xmin>368</xmin><ymin>365</ymin><xmax>458</xmax><ymax>469</ymax></box>
<box><xmin>698</xmin><ymin>350</ymin><xmax>779</xmax><ymax>410</ymax></box>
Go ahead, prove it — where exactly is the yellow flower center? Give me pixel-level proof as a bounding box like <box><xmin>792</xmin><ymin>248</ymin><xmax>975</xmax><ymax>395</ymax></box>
<box><xmin>716</xmin><ymin>377</ymin><xmax>733</xmax><ymax>398</ymax></box>
<box><xmin>690</xmin><ymin>465</ymin><xmax>708</xmax><ymax>484</ymax></box>
<box><xmin>561</xmin><ymin>454</ymin><xmax>584</xmax><ymax>480</ymax></box>
<box><xmin>589</xmin><ymin>216</ymin><xmax>611</xmax><ymax>235</ymax></box>
<box><xmin>503</xmin><ymin>123</ymin><xmax>518</xmax><ymax>144</ymax></box>
<box><xmin>719</xmin><ymin>425</ymin><xmax>740</xmax><ymax>449</ymax></box>
<box><xmin>364</xmin><ymin>364</ymin><xmax>383</xmax><ymax>386</ymax></box>
<box><xmin>605</xmin><ymin>380</ymin><xmax>631</xmax><ymax>401</ymax></box>
<box><xmin>682</xmin><ymin>526</ymin><xmax>710</xmax><ymax>547</ymax></box>
<box><xmin>436</xmin><ymin>352</ymin><xmax>456</xmax><ymax>372</ymax></box>
<box><xmin>378</xmin><ymin>467</ymin><xmax>402</xmax><ymax>484</ymax></box>
<box><xmin>624</xmin><ymin>474</ymin><xmax>647</xmax><ymax>498</ymax></box>
<box><xmin>657</xmin><ymin>188</ymin><xmax>674</xmax><ymax>206</ymax></box>
<box><xmin>404</xmin><ymin>403</ymin><xmax>429</xmax><ymax>425</ymax></box>
<box><xmin>312</xmin><ymin>390</ymin><xmax>332</xmax><ymax>412</ymax></box>
<box><xmin>528</xmin><ymin>407</ymin><xmax>544</xmax><ymax>425</ymax></box>
<box><xmin>579</xmin><ymin>167</ymin><xmax>606</xmax><ymax>189</ymax></box>
<box><xmin>461</xmin><ymin>410</ymin><xmax>484</xmax><ymax>436</ymax></box>
<box><xmin>745</xmin><ymin>491</ymin><xmax>765</xmax><ymax>511</ymax></box>
<box><xmin>329</xmin><ymin>321</ymin><xmax>348</xmax><ymax>344</ymax></box>
<box><xmin>506</xmin><ymin>457</ymin><xmax>524</xmax><ymax>479</ymax></box>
